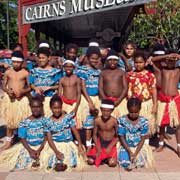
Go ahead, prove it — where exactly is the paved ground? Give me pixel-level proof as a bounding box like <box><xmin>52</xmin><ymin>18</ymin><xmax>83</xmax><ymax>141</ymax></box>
<box><xmin>0</xmin><ymin>89</ymin><xmax>180</xmax><ymax>179</ymax></box>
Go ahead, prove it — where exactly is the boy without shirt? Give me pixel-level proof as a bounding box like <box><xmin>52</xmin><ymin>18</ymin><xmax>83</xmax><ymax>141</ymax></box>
<box><xmin>152</xmin><ymin>55</ymin><xmax>180</xmax><ymax>156</ymax></box>
<box><xmin>0</xmin><ymin>51</ymin><xmax>31</xmax><ymax>151</ymax></box>
<box><xmin>58</xmin><ymin>60</ymin><xmax>81</xmax><ymax>127</ymax></box>
<box><xmin>87</xmin><ymin>99</ymin><xmax>118</xmax><ymax>167</ymax></box>
<box><xmin>99</xmin><ymin>50</ymin><xmax>128</xmax><ymax>118</ymax></box>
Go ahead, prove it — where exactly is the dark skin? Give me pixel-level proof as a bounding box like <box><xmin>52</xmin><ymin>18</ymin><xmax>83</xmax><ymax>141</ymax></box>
<box><xmin>153</xmin><ymin>58</ymin><xmax>180</xmax><ymax>155</ymax></box>
<box><xmin>119</xmin><ymin>44</ymin><xmax>136</xmax><ymax>72</ymax></box>
<box><xmin>89</xmin><ymin>108</ymin><xmax>118</xmax><ymax>166</ymax></box>
<box><xmin>119</xmin><ymin>105</ymin><xmax>146</xmax><ymax>162</ymax></box>
<box><xmin>0</xmin><ymin>61</ymin><xmax>31</xmax><ymax>152</ymax></box>
<box><xmin>81</xmin><ymin>53</ymin><xmax>101</xmax><ymax>111</ymax></box>
<box><xmin>58</xmin><ymin>63</ymin><xmax>81</xmax><ymax>114</ymax></box>
<box><xmin>3</xmin><ymin>61</ymin><xmax>31</xmax><ymax>100</ymax></box>
<box><xmin>31</xmin><ymin>53</ymin><xmax>58</xmax><ymax>95</ymax></box>
<box><xmin>161</xmin><ymin>60</ymin><xmax>180</xmax><ymax>96</ymax></box>
<box><xmin>21</xmin><ymin>100</ymin><xmax>46</xmax><ymax>160</ymax></box>
<box><xmin>46</xmin><ymin>101</ymin><xmax>85</xmax><ymax>161</ymax></box>
<box><xmin>66</xmin><ymin>48</ymin><xmax>77</xmax><ymax>62</ymax></box>
<box><xmin>99</xmin><ymin>58</ymin><xmax>127</xmax><ymax>106</ymax></box>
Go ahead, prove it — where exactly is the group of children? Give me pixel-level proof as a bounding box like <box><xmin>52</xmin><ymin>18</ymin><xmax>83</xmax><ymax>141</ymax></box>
<box><xmin>0</xmin><ymin>40</ymin><xmax>180</xmax><ymax>172</ymax></box>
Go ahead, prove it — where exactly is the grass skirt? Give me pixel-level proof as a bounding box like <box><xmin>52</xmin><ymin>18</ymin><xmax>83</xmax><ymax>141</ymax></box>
<box><xmin>118</xmin><ymin>144</ymin><xmax>154</xmax><ymax>169</ymax></box>
<box><xmin>43</xmin><ymin>97</ymin><xmax>52</xmax><ymax>117</ymax></box>
<box><xmin>157</xmin><ymin>100</ymin><xmax>179</xmax><ymax>128</ymax></box>
<box><xmin>111</xmin><ymin>99</ymin><xmax>128</xmax><ymax>118</ymax></box>
<box><xmin>0</xmin><ymin>94</ymin><xmax>31</xmax><ymax>128</ymax></box>
<box><xmin>0</xmin><ymin>143</ymin><xmax>48</xmax><ymax>171</ymax></box>
<box><xmin>140</xmin><ymin>99</ymin><xmax>156</xmax><ymax>135</ymax></box>
<box><xmin>43</xmin><ymin>141</ymin><xmax>86</xmax><ymax>171</ymax></box>
<box><xmin>62</xmin><ymin>101</ymin><xmax>82</xmax><ymax>129</ymax></box>
<box><xmin>78</xmin><ymin>95</ymin><xmax>100</xmax><ymax>128</ymax></box>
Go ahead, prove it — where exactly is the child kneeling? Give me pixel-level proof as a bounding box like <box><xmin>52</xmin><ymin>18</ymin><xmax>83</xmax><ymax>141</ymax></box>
<box><xmin>118</xmin><ymin>98</ymin><xmax>154</xmax><ymax>171</ymax></box>
<box><xmin>0</xmin><ymin>95</ymin><xmax>47</xmax><ymax>171</ymax></box>
<box><xmin>44</xmin><ymin>95</ymin><xmax>86</xmax><ymax>171</ymax></box>
<box><xmin>87</xmin><ymin>99</ymin><xmax>118</xmax><ymax>167</ymax></box>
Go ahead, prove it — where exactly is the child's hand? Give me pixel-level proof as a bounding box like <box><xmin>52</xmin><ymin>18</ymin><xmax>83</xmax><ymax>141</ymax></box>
<box><xmin>34</xmin><ymin>87</ymin><xmax>43</xmax><ymax>95</ymax></box>
<box><xmin>146</xmin><ymin>56</ymin><xmax>153</xmax><ymax>66</ymax></box>
<box><xmin>78</xmin><ymin>145</ymin><xmax>87</xmax><ymax>160</ymax></box>
<box><xmin>36</xmin><ymin>149</ymin><xmax>41</xmax><ymax>158</ymax></box>
<box><xmin>29</xmin><ymin>149</ymin><xmax>38</xmax><ymax>160</ymax></box>
<box><xmin>56</xmin><ymin>151</ymin><xmax>64</xmax><ymax>160</ymax></box>
<box><xmin>89</xmin><ymin>102</ymin><xmax>95</xmax><ymax>111</ymax></box>
<box><xmin>41</xmin><ymin>86</ymin><xmax>51</xmax><ymax>92</ymax></box>
<box><xmin>130</xmin><ymin>152</ymin><xmax>137</xmax><ymax>161</ymax></box>
<box><xmin>7</xmin><ymin>89</ymin><xmax>15</xmax><ymax>98</ymax></box>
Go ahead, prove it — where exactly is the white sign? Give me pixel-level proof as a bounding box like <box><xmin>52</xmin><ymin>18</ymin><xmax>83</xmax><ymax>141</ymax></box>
<box><xmin>23</xmin><ymin>0</ymin><xmax>155</xmax><ymax>24</ymax></box>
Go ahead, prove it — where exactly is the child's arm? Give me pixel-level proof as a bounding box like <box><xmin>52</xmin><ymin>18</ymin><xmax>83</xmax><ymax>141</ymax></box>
<box><xmin>41</xmin><ymin>85</ymin><xmax>59</xmax><ymax>92</ymax></box>
<box><xmin>72</xmin><ymin>77</ymin><xmax>81</xmax><ymax>114</ymax></box>
<box><xmin>114</xmin><ymin>72</ymin><xmax>128</xmax><ymax>107</ymax></box>
<box><xmin>2</xmin><ymin>71</ymin><xmax>9</xmax><ymax>93</ymax></box>
<box><xmin>0</xmin><ymin>62</ymin><xmax>10</xmax><ymax>69</ymax></box>
<box><xmin>146</xmin><ymin>56</ymin><xmax>162</xmax><ymax>88</ymax></box>
<box><xmin>30</xmin><ymin>84</ymin><xmax>43</xmax><ymax>95</ymax></box>
<box><xmin>36</xmin><ymin>136</ymin><xmax>47</xmax><ymax>158</ymax></box>
<box><xmin>46</xmin><ymin>132</ymin><xmax>64</xmax><ymax>160</ymax></box>
<box><xmin>81</xmin><ymin>79</ymin><xmax>95</xmax><ymax>110</ymax></box>
<box><xmin>58</xmin><ymin>78</ymin><xmax>63</xmax><ymax>96</ymax></box>
<box><xmin>99</xmin><ymin>72</ymin><xmax>106</xmax><ymax>99</ymax></box>
<box><xmin>132</xmin><ymin>136</ymin><xmax>146</xmax><ymax>160</ymax></box>
<box><xmin>119</xmin><ymin>136</ymin><xmax>133</xmax><ymax>156</ymax></box>
<box><xmin>151</xmin><ymin>54</ymin><xmax>169</xmax><ymax>62</ymax></box>
<box><xmin>152</xmin><ymin>86</ymin><xmax>157</xmax><ymax>113</ymax></box>
<box><xmin>21</xmin><ymin>138</ymin><xmax>38</xmax><ymax>160</ymax></box>
<box><xmin>92</xmin><ymin>119</ymin><xmax>101</xmax><ymax>158</ymax></box>
<box><xmin>2</xmin><ymin>71</ymin><xmax>14</xmax><ymax>98</ymax></box>
<box><xmin>150</xmin><ymin>72</ymin><xmax>158</xmax><ymax>113</ymax></box>
<box><xmin>71</xmin><ymin>126</ymin><xmax>85</xmax><ymax>155</ymax></box>
<box><xmin>19</xmin><ymin>72</ymin><xmax>32</xmax><ymax>97</ymax></box>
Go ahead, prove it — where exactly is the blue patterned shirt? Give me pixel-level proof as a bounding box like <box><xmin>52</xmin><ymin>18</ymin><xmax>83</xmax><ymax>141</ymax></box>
<box><xmin>118</xmin><ymin>115</ymin><xmax>148</xmax><ymax>147</ymax></box>
<box><xmin>0</xmin><ymin>58</ymin><xmax>12</xmax><ymax>66</ymax></box>
<box><xmin>29</xmin><ymin>67</ymin><xmax>62</xmax><ymax>96</ymax></box>
<box><xmin>18</xmin><ymin>117</ymin><xmax>46</xmax><ymax>146</ymax></box>
<box><xmin>44</xmin><ymin>113</ymin><xmax>75</xmax><ymax>142</ymax></box>
<box><xmin>77</xmin><ymin>65</ymin><xmax>101</xmax><ymax>96</ymax></box>
<box><xmin>118</xmin><ymin>58</ymin><xmax>134</xmax><ymax>72</ymax></box>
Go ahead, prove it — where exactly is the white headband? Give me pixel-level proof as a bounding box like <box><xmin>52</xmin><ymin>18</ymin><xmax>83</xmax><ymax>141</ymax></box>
<box><xmin>39</xmin><ymin>43</ymin><xmax>50</xmax><ymax>48</ymax></box>
<box><xmin>11</xmin><ymin>57</ymin><xmax>23</xmax><ymax>62</ymax></box>
<box><xmin>107</xmin><ymin>55</ymin><xmax>119</xmax><ymax>60</ymax></box>
<box><xmin>153</xmin><ymin>50</ymin><xmax>165</xmax><ymax>55</ymax></box>
<box><xmin>63</xmin><ymin>60</ymin><xmax>75</xmax><ymax>66</ymax></box>
<box><xmin>100</xmin><ymin>104</ymin><xmax>114</xmax><ymax>109</ymax></box>
<box><xmin>89</xmin><ymin>42</ymin><xmax>99</xmax><ymax>47</ymax></box>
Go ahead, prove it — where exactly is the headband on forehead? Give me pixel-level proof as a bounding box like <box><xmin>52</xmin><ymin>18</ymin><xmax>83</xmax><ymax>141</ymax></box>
<box><xmin>63</xmin><ymin>60</ymin><xmax>75</xmax><ymax>66</ymax></box>
<box><xmin>89</xmin><ymin>42</ymin><xmax>99</xmax><ymax>47</ymax></box>
<box><xmin>11</xmin><ymin>56</ymin><xmax>23</xmax><ymax>62</ymax></box>
<box><xmin>107</xmin><ymin>55</ymin><xmax>119</xmax><ymax>60</ymax></box>
<box><xmin>39</xmin><ymin>43</ymin><xmax>50</xmax><ymax>48</ymax></box>
<box><xmin>100</xmin><ymin>103</ymin><xmax>114</xmax><ymax>109</ymax></box>
<box><xmin>153</xmin><ymin>50</ymin><xmax>165</xmax><ymax>55</ymax></box>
